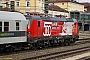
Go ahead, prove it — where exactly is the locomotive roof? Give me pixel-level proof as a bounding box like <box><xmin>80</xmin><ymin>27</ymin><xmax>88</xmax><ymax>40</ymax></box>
<box><xmin>31</xmin><ymin>15</ymin><xmax>41</xmax><ymax>20</ymax></box>
<box><xmin>25</xmin><ymin>15</ymin><xmax>77</xmax><ymax>22</ymax></box>
<box><xmin>50</xmin><ymin>17</ymin><xmax>67</xmax><ymax>21</ymax></box>
<box><xmin>41</xmin><ymin>17</ymin><xmax>77</xmax><ymax>22</ymax></box>
<box><xmin>0</xmin><ymin>11</ymin><xmax>26</xmax><ymax>20</ymax></box>
<box><xmin>41</xmin><ymin>17</ymin><xmax>74</xmax><ymax>22</ymax></box>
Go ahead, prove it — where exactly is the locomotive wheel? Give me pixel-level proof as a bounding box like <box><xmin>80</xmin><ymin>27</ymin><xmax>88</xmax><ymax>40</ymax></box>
<box><xmin>64</xmin><ymin>39</ymin><xmax>70</xmax><ymax>46</ymax></box>
<box><xmin>51</xmin><ymin>40</ymin><xmax>58</xmax><ymax>47</ymax></box>
<box><xmin>10</xmin><ymin>47</ymin><xmax>15</xmax><ymax>52</ymax></box>
<box><xmin>73</xmin><ymin>38</ymin><xmax>76</xmax><ymax>43</ymax></box>
<box><xmin>4</xmin><ymin>46</ymin><xmax>15</xmax><ymax>52</ymax></box>
<box><xmin>43</xmin><ymin>40</ymin><xmax>50</xmax><ymax>48</ymax></box>
<box><xmin>30</xmin><ymin>43</ymin><xmax>37</xmax><ymax>50</ymax></box>
<box><xmin>70</xmin><ymin>38</ymin><xmax>76</xmax><ymax>44</ymax></box>
<box><xmin>0</xmin><ymin>48</ymin><xmax>4</xmax><ymax>53</ymax></box>
<box><xmin>64</xmin><ymin>42</ymin><xmax>69</xmax><ymax>46</ymax></box>
<box><xmin>59</xmin><ymin>39</ymin><xmax>64</xmax><ymax>46</ymax></box>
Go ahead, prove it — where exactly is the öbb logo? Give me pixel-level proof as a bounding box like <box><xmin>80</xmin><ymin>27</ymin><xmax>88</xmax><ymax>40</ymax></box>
<box><xmin>43</xmin><ymin>22</ymin><xmax>52</xmax><ymax>36</ymax></box>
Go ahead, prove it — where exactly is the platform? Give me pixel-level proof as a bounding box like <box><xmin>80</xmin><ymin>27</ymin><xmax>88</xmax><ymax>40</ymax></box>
<box><xmin>79</xmin><ymin>31</ymin><xmax>90</xmax><ymax>39</ymax></box>
<box><xmin>61</xmin><ymin>52</ymin><xmax>90</xmax><ymax>60</ymax></box>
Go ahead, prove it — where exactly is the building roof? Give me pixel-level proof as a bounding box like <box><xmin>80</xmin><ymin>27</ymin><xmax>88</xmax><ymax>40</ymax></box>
<box><xmin>2</xmin><ymin>7</ymin><xmax>10</xmax><ymax>11</ymax></box>
<box><xmin>49</xmin><ymin>0</ymin><xmax>72</xmax><ymax>2</ymax></box>
<box><xmin>49</xmin><ymin>0</ymin><xmax>83</xmax><ymax>5</ymax></box>
<box><xmin>2</xmin><ymin>7</ymin><xmax>23</xmax><ymax>14</ymax></box>
<box><xmin>79</xmin><ymin>2</ymin><xmax>90</xmax><ymax>8</ymax></box>
<box><xmin>79</xmin><ymin>2</ymin><xmax>90</xmax><ymax>12</ymax></box>
<box><xmin>49</xmin><ymin>5</ymin><xmax>68</xmax><ymax>13</ymax></box>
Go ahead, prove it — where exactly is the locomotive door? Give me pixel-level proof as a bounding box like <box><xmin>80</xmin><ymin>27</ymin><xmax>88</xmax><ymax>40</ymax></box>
<box><xmin>38</xmin><ymin>21</ymin><xmax>42</xmax><ymax>37</ymax></box>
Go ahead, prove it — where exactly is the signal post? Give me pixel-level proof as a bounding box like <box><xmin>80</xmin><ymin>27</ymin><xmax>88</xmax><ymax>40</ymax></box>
<box><xmin>44</xmin><ymin>0</ymin><xmax>49</xmax><ymax>17</ymax></box>
<box><xmin>10</xmin><ymin>1</ymin><xmax>15</xmax><ymax>12</ymax></box>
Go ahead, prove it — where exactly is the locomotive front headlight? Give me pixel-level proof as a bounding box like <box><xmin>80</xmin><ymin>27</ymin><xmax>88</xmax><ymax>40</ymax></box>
<box><xmin>27</xmin><ymin>32</ymin><xmax>31</xmax><ymax>36</ymax></box>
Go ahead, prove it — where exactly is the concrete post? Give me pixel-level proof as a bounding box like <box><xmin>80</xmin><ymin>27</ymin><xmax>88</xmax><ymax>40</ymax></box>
<box><xmin>89</xmin><ymin>24</ymin><xmax>90</xmax><ymax>33</ymax></box>
<box><xmin>82</xmin><ymin>21</ymin><xmax>84</xmax><ymax>33</ymax></box>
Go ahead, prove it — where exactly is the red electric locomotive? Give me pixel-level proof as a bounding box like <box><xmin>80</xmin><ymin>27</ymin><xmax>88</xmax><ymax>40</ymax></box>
<box><xmin>25</xmin><ymin>15</ymin><xmax>79</xmax><ymax>48</ymax></box>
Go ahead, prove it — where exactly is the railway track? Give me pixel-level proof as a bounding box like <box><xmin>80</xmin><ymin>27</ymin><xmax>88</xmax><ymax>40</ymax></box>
<box><xmin>75</xmin><ymin>40</ymin><xmax>90</xmax><ymax>45</ymax></box>
<box><xmin>22</xmin><ymin>46</ymin><xmax>90</xmax><ymax>60</ymax></box>
<box><xmin>77</xmin><ymin>56</ymin><xmax>90</xmax><ymax>60</ymax></box>
<box><xmin>78</xmin><ymin>38</ymin><xmax>90</xmax><ymax>40</ymax></box>
<box><xmin>0</xmin><ymin>38</ymin><xmax>90</xmax><ymax>60</ymax></box>
<box><xmin>0</xmin><ymin>38</ymin><xmax>90</xmax><ymax>55</ymax></box>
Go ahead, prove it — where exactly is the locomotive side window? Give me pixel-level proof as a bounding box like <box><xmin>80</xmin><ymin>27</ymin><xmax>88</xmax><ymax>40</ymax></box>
<box><xmin>4</xmin><ymin>22</ymin><xmax>9</xmax><ymax>31</ymax></box>
<box><xmin>16</xmin><ymin>22</ymin><xmax>19</xmax><ymax>30</ymax></box>
<box><xmin>0</xmin><ymin>22</ymin><xmax>2</xmax><ymax>32</ymax></box>
<box><xmin>38</xmin><ymin>21</ymin><xmax>40</xmax><ymax>27</ymax></box>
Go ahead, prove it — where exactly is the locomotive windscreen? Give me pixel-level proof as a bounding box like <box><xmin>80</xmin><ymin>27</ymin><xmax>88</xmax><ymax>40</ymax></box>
<box><xmin>72</xmin><ymin>18</ymin><xmax>78</xmax><ymax>22</ymax></box>
<box><xmin>66</xmin><ymin>18</ymin><xmax>73</xmax><ymax>22</ymax></box>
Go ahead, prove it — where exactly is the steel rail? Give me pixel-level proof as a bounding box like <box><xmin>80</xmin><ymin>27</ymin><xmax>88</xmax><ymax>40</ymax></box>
<box><xmin>22</xmin><ymin>46</ymin><xmax>90</xmax><ymax>60</ymax></box>
<box><xmin>0</xmin><ymin>38</ymin><xmax>90</xmax><ymax>56</ymax></box>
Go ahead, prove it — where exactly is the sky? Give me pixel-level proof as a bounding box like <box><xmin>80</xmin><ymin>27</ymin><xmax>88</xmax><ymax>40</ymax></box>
<box><xmin>77</xmin><ymin>0</ymin><xmax>90</xmax><ymax>2</ymax></box>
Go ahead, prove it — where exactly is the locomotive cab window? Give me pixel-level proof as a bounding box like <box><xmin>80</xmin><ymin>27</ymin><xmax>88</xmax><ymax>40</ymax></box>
<box><xmin>16</xmin><ymin>22</ymin><xmax>19</xmax><ymax>30</ymax></box>
<box><xmin>0</xmin><ymin>22</ymin><xmax>2</xmax><ymax>32</ymax></box>
<box><xmin>4</xmin><ymin>22</ymin><xmax>9</xmax><ymax>31</ymax></box>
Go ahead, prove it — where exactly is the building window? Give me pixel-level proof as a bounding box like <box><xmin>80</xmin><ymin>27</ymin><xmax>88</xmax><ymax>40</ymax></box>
<box><xmin>62</xmin><ymin>3</ymin><xmax>64</xmax><ymax>5</ymax></box>
<box><xmin>15</xmin><ymin>0</ymin><xmax>20</xmax><ymax>1</ymax></box>
<box><xmin>5</xmin><ymin>0</ymin><xmax>9</xmax><ymax>1</ymax></box>
<box><xmin>42</xmin><ymin>2</ymin><xmax>44</xmax><ymax>10</ymax></box>
<box><xmin>5</xmin><ymin>2</ymin><xmax>9</xmax><ymax>7</ymax></box>
<box><xmin>4</xmin><ymin>22</ymin><xmax>9</xmax><ymax>31</ymax></box>
<box><xmin>16</xmin><ymin>1</ymin><xmax>19</xmax><ymax>7</ymax></box>
<box><xmin>42</xmin><ymin>0</ymin><xmax>44</xmax><ymax>2</ymax></box>
<box><xmin>26</xmin><ymin>1</ymin><xmax>30</xmax><ymax>7</ymax></box>
<box><xmin>0</xmin><ymin>22</ymin><xmax>2</xmax><ymax>32</ymax></box>
<box><xmin>16</xmin><ymin>22</ymin><xmax>19</xmax><ymax>30</ymax></box>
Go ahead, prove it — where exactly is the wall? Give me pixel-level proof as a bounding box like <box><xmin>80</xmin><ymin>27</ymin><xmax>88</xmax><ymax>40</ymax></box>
<box><xmin>2</xmin><ymin>0</ymin><xmax>44</xmax><ymax>14</ymax></box>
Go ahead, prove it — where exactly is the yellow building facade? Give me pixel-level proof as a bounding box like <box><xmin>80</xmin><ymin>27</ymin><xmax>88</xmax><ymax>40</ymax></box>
<box><xmin>49</xmin><ymin>1</ymin><xmax>84</xmax><ymax>18</ymax></box>
<box><xmin>54</xmin><ymin>2</ymin><xmax>84</xmax><ymax>12</ymax></box>
<box><xmin>2</xmin><ymin>0</ymin><xmax>44</xmax><ymax>14</ymax></box>
<box><xmin>2</xmin><ymin>0</ymin><xmax>85</xmax><ymax>18</ymax></box>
